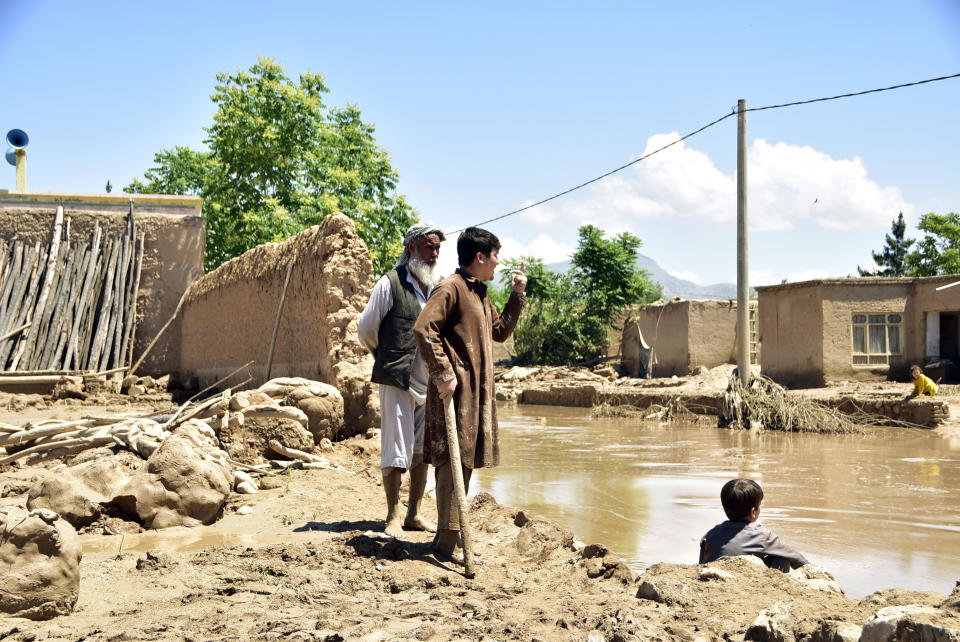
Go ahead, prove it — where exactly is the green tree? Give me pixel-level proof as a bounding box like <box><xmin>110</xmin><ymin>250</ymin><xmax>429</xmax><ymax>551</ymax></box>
<box><xmin>905</xmin><ymin>212</ymin><xmax>960</xmax><ymax>276</ymax></box>
<box><xmin>858</xmin><ymin>211</ymin><xmax>914</xmax><ymax>276</ymax></box>
<box><xmin>496</xmin><ymin>227</ymin><xmax>662</xmax><ymax>365</ymax></box>
<box><xmin>126</xmin><ymin>57</ymin><xmax>417</xmax><ymax>273</ymax></box>
<box><xmin>105</xmin><ymin>180</ymin><xmax>112</xmax><ymax>193</ymax></box>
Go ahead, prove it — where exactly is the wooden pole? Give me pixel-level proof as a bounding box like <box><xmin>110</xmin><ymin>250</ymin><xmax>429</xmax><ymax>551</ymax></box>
<box><xmin>65</xmin><ymin>226</ymin><xmax>102</xmax><ymax>369</ymax></box>
<box><xmin>121</xmin><ymin>232</ymin><xmax>144</xmax><ymax>371</ymax></box>
<box><xmin>130</xmin><ymin>287</ymin><xmax>188</xmax><ymax>375</ymax></box>
<box><xmin>736</xmin><ymin>98</ymin><xmax>750</xmax><ymax>388</ymax></box>
<box><xmin>265</xmin><ymin>260</ymin><xmax>294</xmax><ymax>381</ymax></box>
<box><xmin>443</xmin><ymin>395</ymin><xmax>476</xmax><ymax>578</ymax></box>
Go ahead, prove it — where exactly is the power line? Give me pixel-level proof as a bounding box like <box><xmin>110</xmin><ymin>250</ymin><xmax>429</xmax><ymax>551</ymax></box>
<box><xmin>451</xmin><ymin>71</ymin><xmax>960</xmax><ymax>234</ymax></box>
<box><xmin>747</xmin><ymin>72</ymin><xmax>960</xmax><ymax>112</ymax></box>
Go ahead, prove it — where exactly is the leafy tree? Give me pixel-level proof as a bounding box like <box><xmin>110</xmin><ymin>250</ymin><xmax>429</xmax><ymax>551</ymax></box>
<box><xmin>495</xmin><ymin>227</ymin><xmax>662</xmax><ymax>365</ymax></box>
<box><xmin>905</xmin><ymin>212</ymin><xmax>960</xmax><ymax>276</ymax></box>
<box><xmin>105</xmin><ymin>180</ymin><xmax>112</xmax><ymax>193</ymax></box>
<box><xmin>126</xmin><ymin>57</ymin><xmax>417</xmax><ymax>272</ymax></box>
<box><xmin>858</xmin><ymin>211</ymin><xmax>914</xmax><ymax>276</ymax></box>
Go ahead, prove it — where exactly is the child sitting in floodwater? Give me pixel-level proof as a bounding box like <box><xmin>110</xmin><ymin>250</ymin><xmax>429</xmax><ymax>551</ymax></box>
<box><xmin>905</xmin><ymin>364</ymin><xmax>938</xmax><ymax>400</ymax></box>
<box><xmin>698</xmin><ymin>478</ymin><xmax>809</xmax><ymax>572</ymax></box>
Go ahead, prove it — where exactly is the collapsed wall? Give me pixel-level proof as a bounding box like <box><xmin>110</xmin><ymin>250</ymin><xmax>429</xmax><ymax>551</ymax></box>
<box><xmin>178</xmin><ymin>213</ymin><xmax>377</xmax><ymax>437</ymax></box>
<box><xmin>0</xmin><ymin>192</ymin><xmax>205</xmax><ymax>375</ymax></box>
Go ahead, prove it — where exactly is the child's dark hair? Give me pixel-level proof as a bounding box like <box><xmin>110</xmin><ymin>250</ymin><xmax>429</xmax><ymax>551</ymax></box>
<box><xmin>457</xmin><ymin>227</ymin><xmax>501</xmax><ymax>267</ymax></box>
<box><xmin>720</xmin><ymin>478</ymin><xmax>763</xmax><ymax>521</ymax></box>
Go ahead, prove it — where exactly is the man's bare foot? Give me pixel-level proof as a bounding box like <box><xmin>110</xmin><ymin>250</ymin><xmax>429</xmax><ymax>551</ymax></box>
<box><xmin>432</xmin><ymin>546</ymin><xmax>464</xmax><ymax>566</ymax></box>
<box><xmin>384</xmin><ymin>515</ymin><xmax>404</xmax><ymax>538</ymax></box>
<box><xmin>403</xmin><ymin>515</ymin><xmax>437</xmax><ymax>533</ymax></box>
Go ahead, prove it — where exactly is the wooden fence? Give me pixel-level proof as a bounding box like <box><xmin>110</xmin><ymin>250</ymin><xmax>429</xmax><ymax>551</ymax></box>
<box><xmin>0</xmin><ymin>205</ymin><xmax>144</xmax><ymax>372</ymax></box>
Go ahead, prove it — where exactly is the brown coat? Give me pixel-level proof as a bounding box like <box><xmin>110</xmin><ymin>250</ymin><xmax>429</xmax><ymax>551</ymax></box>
<box><xmin>413</xmin><ymin>269</ymin><xmax>525</xmax><ymax>469</ymax></box>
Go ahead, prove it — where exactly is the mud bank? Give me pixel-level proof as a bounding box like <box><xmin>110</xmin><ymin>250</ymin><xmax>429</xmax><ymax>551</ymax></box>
<box><xmin>501</xmin><ymin>364</ymin><xmax>951</xmax><ymax>428</ymax></box>
<box><xmin>2</xmin><ymin>426</ymin><xmax>959</xmax><ymax>641</ymax></box>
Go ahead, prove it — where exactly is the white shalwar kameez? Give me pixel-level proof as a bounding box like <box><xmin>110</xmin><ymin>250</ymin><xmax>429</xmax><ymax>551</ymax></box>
<box><xmin>357</xmin><ymin>271</ymin><xmax>431</xmax><ymax>471</ymax></box>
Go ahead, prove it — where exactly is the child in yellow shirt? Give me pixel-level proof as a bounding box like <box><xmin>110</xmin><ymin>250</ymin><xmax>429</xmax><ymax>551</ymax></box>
<box><xmin>905</xmin><ymin>364</ymin><xmax>937</xmax><ymax>400</ymax></box>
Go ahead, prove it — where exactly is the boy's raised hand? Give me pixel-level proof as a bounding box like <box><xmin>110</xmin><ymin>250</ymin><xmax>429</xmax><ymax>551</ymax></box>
<box><xmin>510</xmin><ymin>261</ymin><xmax>527</xmax><ymax>294</ymax></box>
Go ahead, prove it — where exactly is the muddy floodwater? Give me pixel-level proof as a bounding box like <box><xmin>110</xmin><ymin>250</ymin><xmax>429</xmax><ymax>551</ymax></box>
<box><xmin>474</xmin><ymin>403</ymin><xmax>960</xmax><ymax>598</ymax></box>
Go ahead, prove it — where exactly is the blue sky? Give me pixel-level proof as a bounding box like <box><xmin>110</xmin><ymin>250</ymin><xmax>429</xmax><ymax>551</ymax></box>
<box><xmin>1</xmin><ymin>1</ymin><xmax>959</xmax><ymax>285</ymax></box>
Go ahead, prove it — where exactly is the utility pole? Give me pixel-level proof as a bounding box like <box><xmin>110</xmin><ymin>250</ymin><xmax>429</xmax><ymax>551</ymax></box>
<box><xmin>737</xmin><ymin>99</ymin><xmax>749</xmax><ymax>387</ymax></box>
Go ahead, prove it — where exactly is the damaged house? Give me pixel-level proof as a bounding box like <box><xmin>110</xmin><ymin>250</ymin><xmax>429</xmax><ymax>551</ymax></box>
<box><xmin>756</xmin><ymin>275</ymin><xmax>960</xmax><ymax>387</ymax></box>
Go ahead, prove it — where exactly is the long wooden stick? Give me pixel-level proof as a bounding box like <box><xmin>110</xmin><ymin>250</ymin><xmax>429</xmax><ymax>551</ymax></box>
<box><xmin>22</xmin><ymin>205</ymin><xmax>65</xmax><ymax>369</ymax></box>
<box><xmin>130</xmin><ymin>286</ymin><xmax>188</xmax><ymax>375</ymax></box>
<box><xmin>265</xmin><ymin>260</ymin><xmax>294</xmax><ymax>382</ymax></box>
<box><xmin>121</xmin><ymin>232</ymin><xmax>144</xmax><ymax>371</ymax></box>
<box><xmin>65</xmin><ymin>225</ymin><xmax>101</xmax><ymax>369</ymax></box>
<box><xmin>0</xmin><ymin>323</ymin><xmax>30</xmax><ymax>343</ymax></box>
<box><xmin>443</xmin><ymin>395</ymin><xmax>476</xmax><ymax>578</ymax></box>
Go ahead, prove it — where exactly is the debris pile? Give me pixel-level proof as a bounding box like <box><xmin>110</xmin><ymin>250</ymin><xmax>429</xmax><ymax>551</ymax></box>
<box><xmin>0</xmin><ymin>205</ymin><xmax>143</xmax><ymax>372</ymax></box>
<box><xmin>719</xmin><ymin>372</ymin><xmax>862</xmax><ymax>433</ymax></box>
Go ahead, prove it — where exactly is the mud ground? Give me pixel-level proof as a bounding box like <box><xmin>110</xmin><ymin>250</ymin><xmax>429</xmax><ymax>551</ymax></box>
<box><xmin>0</xmin><ymin>384</ymin><xmax>958</xmax><ymax>641</ymax></box>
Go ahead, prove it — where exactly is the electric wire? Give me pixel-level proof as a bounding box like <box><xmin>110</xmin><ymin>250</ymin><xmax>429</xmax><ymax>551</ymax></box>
<box><xmin>450</xmin><ymin>71</ymin><xmax>960</xmax><ymax>234</ymax></box>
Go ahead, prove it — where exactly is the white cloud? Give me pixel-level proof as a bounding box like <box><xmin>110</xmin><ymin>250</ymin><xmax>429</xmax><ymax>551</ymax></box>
<box><xmin>498</xmin><ymin>234</ymin><xmax>573</xmax><ymax>265</ymax></box>
<box><xmin>668</xmin><ymin>270</ymin><xmax>706</xmax><ymax>285</ymax></box>
<box><xmin>518</xmin><ymin>134</ymin><xmax>913</xmax><ymax>235</ymax></box>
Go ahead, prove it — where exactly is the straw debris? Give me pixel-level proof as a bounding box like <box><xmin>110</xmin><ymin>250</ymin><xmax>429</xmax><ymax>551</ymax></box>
<box><xmin>719</xmin><ymin>372</ymin><xmax>863</xmax><ymax>434</ymax></box>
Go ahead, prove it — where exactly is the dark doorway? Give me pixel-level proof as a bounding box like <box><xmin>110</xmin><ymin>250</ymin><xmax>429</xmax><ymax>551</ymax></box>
<box><xmin>939</xmin><ymin>313</ymin><xmax>960</xmax><ymax>382</ymax></box>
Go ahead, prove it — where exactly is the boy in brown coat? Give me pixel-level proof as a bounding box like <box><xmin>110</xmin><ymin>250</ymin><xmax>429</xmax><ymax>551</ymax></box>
<box><xmin>413</xmin><ymin>227</ymin><xmax>526</xmax><ymax>562</ymax></box>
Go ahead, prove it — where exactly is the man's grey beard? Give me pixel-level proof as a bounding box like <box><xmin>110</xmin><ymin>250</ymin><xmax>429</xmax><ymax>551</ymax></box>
<box><xmin>407</xmin><ymin>254</ymin><xmax>443</xmax><ymax>287</ymax></box>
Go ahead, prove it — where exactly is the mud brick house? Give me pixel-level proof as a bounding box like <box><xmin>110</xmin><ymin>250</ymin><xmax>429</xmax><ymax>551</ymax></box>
<box><xmin>0</xmin><ymin>190</ymin><xmax>205</xmax><ymax>374</ymax></box>
<box><xmin>621</xmin><ymin>299</ymin><xmax>758</xmax><ymax>377</ymax></box>
<box><xmin>756</xmin><ymin>275</ymin><xmax>960</xmax><ymax>387</ymax></box>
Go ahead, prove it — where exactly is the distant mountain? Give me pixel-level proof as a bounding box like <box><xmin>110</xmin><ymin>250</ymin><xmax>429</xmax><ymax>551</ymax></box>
<box><xmin>548</xmin><ymin>254</ymin><xmax>737</xmax><ymax>300</ymax></box>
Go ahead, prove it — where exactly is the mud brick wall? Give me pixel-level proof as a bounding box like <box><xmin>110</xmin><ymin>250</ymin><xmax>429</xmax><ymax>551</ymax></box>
<box><xmin>178</xmin><ymin>213</ymin><xmax>377</xmax><ymax>437</ymax></box>
<box><xmin>827</xmin><ymin>396</ymin><xmax>949</xmax><ymax>428</ymax></box>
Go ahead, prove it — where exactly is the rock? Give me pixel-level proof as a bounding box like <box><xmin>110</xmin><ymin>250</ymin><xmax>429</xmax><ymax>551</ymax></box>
<box><xmin>698</xmin><ymin>566</ymin><xmax>735</xmax><ymax>581</ymax></box>
<box><xmin>259</xmin><ymin>476</ymin><xmax>284</xmax><ymax>490</ymax></box>
<box><xmin>217</xmin><ymin>414</ymin><xmax>315</xmax><ymax>465</ymax></box>
<box><xmin>52</xmin><ymin>377</ymin><xmax>86</xmax><ymax>400</ymax></box>
<box><xmin>515</xmin><ymin>518</ymin><xmax>574</xmax><ymax>560</ymax></box>
<box><xmin>319</xmin><ymin>437</ymin><xmax>334</xmax><ymax>451</ymax></box>
<box><xmin>514</xmin><ymin>510</ymin><xmax>532</xmax><ymax>527</ymax></box>
<box><xmin>113</xmin><ymin>420</ymin><xmax>233</xmax><ymax>529</ymax></box>
<box><xmin>0</xmin><ymin>506</ymin><xmax>82</xmax><ymax>620</ymax></box>
<box><xmin>236</xmin><ymin>505</ymin><xmax>253</xmax><ymax>515</ymax></box>
<box><xmin>636</xmin><ymin>580</ymin><xmax>665</xmax><ymax>602</ymax></box>
<box><xmin>584</xmin><ymin>557</ymin><xmax>605</xmax><ymax>578</ymax></box>
<box><xmin>233</xmin><ymin>470</ymin><xmax>258</xmax><ymax>492</ymax></box>
<box><xmin>120</xmin><ymin>374</ymin><xmax>138</xmax><ymax>391</ymax></box>
<box><xmin>27</xmin><ymin>458</ymin><xmax>132</xmax><ymax>527</ymax></box>
<box><xmin>582</xmin><ymin>543</ymin><xmax>609</xmax><ymax>559</ymax></box>
<box><xmin>235</xmin><ymin>481</ymin><xmax>257</xmax><ymax>494</ymax></box>
<box><xmin>745</xmin><ymin>601</ymin><xmax>795</xmax><ymax>642</ymax></box>
<box><xmin>691</xmin><ymin>365</ymin><xmax>708</xmax><ymax>375</ymax></box>
<box><xmin>789</xmin><ymin>564</ymin><xmax>845</xmax><ymax>594</ymax></box>
<box><xmin>809</xmin><ymin>621</ymin><xmax>862</xmax><ymax>642</ymax></box>
<box><xmin>860</xmin><ymin>605</ymin><xmax>940</xmax><ymax>642</ymax></box>
<box><xmin>136</xmin><ymin>550</ymin><xmax>171</xmax><ymax>571</ymax></box>
<box><xmin>895</xmin><ymin>618</ymin><xmax>960</xmax><ymax>641</ymax></box>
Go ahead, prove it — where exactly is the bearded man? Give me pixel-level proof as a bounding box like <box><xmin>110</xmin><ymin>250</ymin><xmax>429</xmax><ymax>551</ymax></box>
<box><xmin>358</xmin><ymin>223</ymin><xmax>445</xmax><ymax>537</ymax></box>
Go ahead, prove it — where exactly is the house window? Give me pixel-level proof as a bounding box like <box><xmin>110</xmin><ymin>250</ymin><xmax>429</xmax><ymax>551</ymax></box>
<box><xmin>852</xmin><ymin>313</ymin><xmax>902</xmax><ymax>365</ymax></box>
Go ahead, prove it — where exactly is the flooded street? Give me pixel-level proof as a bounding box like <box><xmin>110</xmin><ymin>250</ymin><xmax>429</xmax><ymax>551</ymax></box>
<box><xmin>474</xmin><ymin>403</ymin><xmax>960</xmax><ymax>598</ymax></box>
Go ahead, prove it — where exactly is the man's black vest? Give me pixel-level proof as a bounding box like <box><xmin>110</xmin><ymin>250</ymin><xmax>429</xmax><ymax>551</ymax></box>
<box><xmin>371</xmin><ymin>265</ymin><xmax>423</xmax><ymax>390</ymax></box>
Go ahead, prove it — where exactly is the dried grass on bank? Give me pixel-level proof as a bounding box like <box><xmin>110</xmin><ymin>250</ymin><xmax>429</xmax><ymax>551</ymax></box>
<box><xmin>591</xmin><ymin>397</ymin><xmax>698</xmax><ymax>423</ymax></box>
<box><xmin>719</xmin><ymin>373</ymin><xmax>864</xmax><ymax>434</ymax></box>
